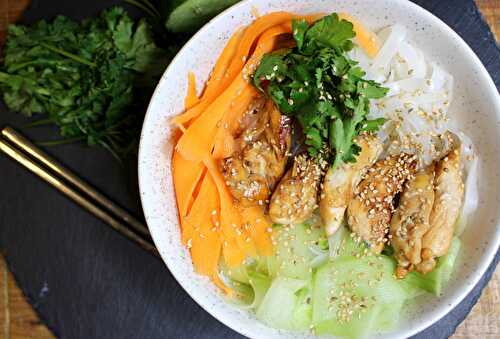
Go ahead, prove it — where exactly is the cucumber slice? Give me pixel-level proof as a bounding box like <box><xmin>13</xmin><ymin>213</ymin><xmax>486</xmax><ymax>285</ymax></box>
<box><xmin>246</xmin><ymin>271</ymin><xmax>272</xmax><ymax>309</ymax></box>
<box><xmin>221</xmin><ymin>261</ymin><xmax>250</xmax><ymax>284</ymax></box>
<box><xmin>375</xmin><ymin>300</ymin><xmax>405</xmax><ymax>331</ymax></box>
<box><xmin>273</xmin><ymin>223</ymin><xmax>328</xmax><ymax>280</ymax></box>
<box><xmin>166</xmin><ymin>0</ymin><xmax>240</xmax><ymax>33</ymax></box>
<box><xmin>293</xmin><ymin>287</ymin><xmax>314</xmax><ymax>330</ymax></box>
<box><xmin>264</xmin><ymin>255</ymin><xmax>279</xmax><ymax>279</ymax></box>
<box><xmin>312</xmin><ymin>256</ymin><xmax>407</xmax><ymax>338</ymax></box>
<box><xmin>256</xmin><ymin>277</ymin><xmax>309</xmax><ymax>330</ymax></box>
<box><xmin>330</xmin><ymin>225</ymin><xmax>369</xmax><ymax>259</ymax></box>
<box><xmin>229</xmin><ymin>282</ymin><xmax>254</xmax><ymax>306</ymax></box>
<box><xmin>314</xmin><ymin>304</ymin><xmax>380</xmax><ymax>339</ymax></box>
<box><xmin>222</xmin><ymin>262</ymin><xmax>272</xmax><ymax>309</ymax></box>
<box><xmin>401</xmin><ymin>237</ymin><xmax>461</xmax><ymax>296</ymax></box>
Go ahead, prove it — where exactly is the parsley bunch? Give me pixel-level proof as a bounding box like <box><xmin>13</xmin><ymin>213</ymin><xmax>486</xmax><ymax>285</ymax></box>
<box><xmin>253</xmin><ymin>14</ymin><xmax>387</xmax><ymax>167</ymax></box>
<box><xmin>0</xmin><ymin>7</ymin><xmax>171</xmax><ymax>159</ymax></box>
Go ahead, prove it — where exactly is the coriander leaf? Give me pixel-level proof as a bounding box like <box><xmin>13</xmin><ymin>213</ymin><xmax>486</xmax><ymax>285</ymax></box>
<box><xmin>292</xmin><ymin>19</ymin><xmax>309</xmax><ymax>51</ymax></box>
<box><xmin>317</xmin><ymin>101</ymin><xmax>341</xmax><ymax>119</ymax></box>
<box><xmin>348</xmin><ymin>65</ymin><xmax>366</xmax><ymax>79</ymax></box>
<box><xmin>360</xmin><ymin>118</ymin><xmax>386</xmax><ymax>132</ymax></box>
<box><xmin>357</xmin><ymin>80</ymin><xmax>389</xmax><ymax>99</ymax></box>
<box><xmin>253</xmin><ymin>51</ymin><xmax>288</xmax><ymax>90</ymax></box>
<box><xmin>253</xmin><ymin>12</ymin><xmax>388</xmax><ymax>166</ymax></box>
<box><xmin>107</xmin><ymin>7</ymin><xmax>134</xmax><ymax>50</ymax></box>
<box><xmin>305</xmin><ymin>127</ymin><xmax>323</xmax><ymax>151</ymax></box>
<box><xmin>332</xmin><ymin>54</ymin><xmax>350</xmax><ymax>76</ymax></box>
<box><xmin>304</xmin><ymin>14</ymin><xmax>355</xmax><ymax>51</ymax></box>
<box><xmin>268</xmin><ymin>82</ymin><xmax>294</xmax><ymax>114</ymax></box>
<box><xmin>0</xmin><ymin>7</ymin><xmax>169</xmax><ymax>159</ymax></box>
<box><xmin>289</xmin><ymin>85</ymin><xmax>312</xmax><ymax>108</ymax></box>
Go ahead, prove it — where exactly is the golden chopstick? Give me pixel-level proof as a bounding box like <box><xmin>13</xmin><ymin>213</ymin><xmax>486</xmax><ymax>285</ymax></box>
<box><xmin>1</xmin><ymin>126</ymin><xmax>150</xmax><ymax>238</ymax></box>
<box><xmin>0</xmin><ymin>128</ymin><xmax>158</xmax><ymax>256</ymax></box>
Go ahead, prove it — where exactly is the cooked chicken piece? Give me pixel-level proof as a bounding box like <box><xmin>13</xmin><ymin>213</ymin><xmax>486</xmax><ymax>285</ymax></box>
<box><xmin>432</xmin><ymin>131</ymin><xmax>458</xmax><ymax>163</ymax></box>
<box><xmin>269</xmin><ymin>154</ymin><xmax>322</xmax><ymax>224</ymax></box>
<box><xmin>319</xmin><ymin>134</ymin><xmax>383</xmax><ymax>236</ymax></box>
<box><xmin>221</xmin><ymin>100</ymin><xmax>291</xmax><ymax>206</ymax></box>
<box><xmin>416</xmin><ymin>147</ymin><xmax>464</xmax><ymax>274</ymax></box>
<box><xmin>391</xmin><ymin>165</ymin><xmax>435</xmax><ymax>278</ymax></box>
<box><xmin>347</xmin><ymin>153</ymin><xmax>418</xmax><ymax>253</ymax></box>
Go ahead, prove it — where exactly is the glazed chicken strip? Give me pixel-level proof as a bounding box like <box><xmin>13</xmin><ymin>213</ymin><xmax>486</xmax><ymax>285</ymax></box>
<box><xmin>221</xmin><ymin>100</ymin><xmax>291</xmax><ymax>206</ymax></box>
<box><xmin>391</xmin><ymin>165</ymin><xmax>435</xmax><ymax>278</ymax></box>
<box><xmin>347</xmin><ymin>153</ymin><xmax>417</xmax><ymax>253</ymax></box>
<box><xmin>319</xmin><ymin>134</ymin><xmax>383</xmax><ymax>236</ymax></box>
<box><xmin>269</xmin><ymin>154</ymin><xmax>322</xmax><ymax>224</ymax></box>
<box><xmin>416</xmin><ymin>147</ymin><xmax>464</xmax><ymax>274</ymax></box>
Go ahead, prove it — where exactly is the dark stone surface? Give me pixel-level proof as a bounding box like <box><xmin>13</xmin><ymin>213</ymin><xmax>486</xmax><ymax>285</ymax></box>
<box><xmin>0</xmin><ymin>0</ymin><xmax>498</xmax><ymax>338</ymax></box>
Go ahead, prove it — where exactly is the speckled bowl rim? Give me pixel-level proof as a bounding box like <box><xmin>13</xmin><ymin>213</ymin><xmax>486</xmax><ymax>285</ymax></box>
<box><xmin>138</xmin><ymin>0</ymin><xmax>500</xmax><ymax>338</ymax></box>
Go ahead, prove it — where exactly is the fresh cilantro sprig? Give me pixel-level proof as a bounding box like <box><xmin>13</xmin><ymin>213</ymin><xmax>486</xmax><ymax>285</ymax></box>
<box><xmin>0</xmin><ymin>7</ymin><xmax>171</xmax><ymax>159</ymax></box>
<box><xmin>253</xmin><ymin>13</ymin><xmax>387</xmax><ymax>167</ymax></box>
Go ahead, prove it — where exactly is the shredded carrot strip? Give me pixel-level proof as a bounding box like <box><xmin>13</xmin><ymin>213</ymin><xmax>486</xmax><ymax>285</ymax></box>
<box><xmin>204</xmin><ymin>157</ymin><xmax>257</xmax><ymax>264</ymax></box>
<box><xmin>172</xmin><ymin>151</ymin><xmax>205</xmax><ymax>244</ymax></box>
<box><xmin>212</xmin><ymin>130</ymin><xmax>236</xmax><ymax>160</ymax></box>
<box><xmin>184</xmin><ymin>72</ymin><xmax>199</xmax><ymax>110</ymax></box>
<box><xmin>172</xmin><ymin>150</ymin><xmax>205</xmax><ymax>217</ymax></box>
<box><xmin>239</xmin><ymin>206</ymin><xmax>274</xmax><ymax>256</ymax></box>
<box><xmin>185</xmin><ymin>173</ymin><xmax>222</xmax><ymax>276</ymax></box>
<box><xmin>175</xmin><ymin>75</ymin><xmax>249</xmax><ymax>161</ymax></box>
<box><xmin>201</xmin><ymin>28</ymin><xmax>245</xmax><ymax>102</ymax></box>
<box><xmin>172</xmin><ymin>29</ymin><xmax>244</xmax><ymax>127</ymax></box>
<box><xmin>222</xmin><ymin>12</ymin><xmax>295</xmax><ymax>83</ymax></box>
<box><xmin>211</xmin><ymin>85</ymin><xmax>257</xmax><ymax>159</ymax></box>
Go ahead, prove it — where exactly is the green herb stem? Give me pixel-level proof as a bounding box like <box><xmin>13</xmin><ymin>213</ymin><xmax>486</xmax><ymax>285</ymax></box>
<box><xmin>24</xmin><ymin>118</ymin><xmax>53</xmax><ymax>128</ymax></box>
<box><xmin>40</xmin><ymin>42</ymin><xmax>96</xmax><ymax>68</ymax></box>
<box><xmin>1</xmin><ymin>7</ymin><xmax>169</xmax><ymax>159</ymax></box>
<box><xmin>125</xmin><ymin>0</ymin><xmax>161</xmax><ymax>19</ymax></box>
<box><xmin>37</xmin><ymin>136</ymin><xmax>86</xmax><ymax>146</ymax></box>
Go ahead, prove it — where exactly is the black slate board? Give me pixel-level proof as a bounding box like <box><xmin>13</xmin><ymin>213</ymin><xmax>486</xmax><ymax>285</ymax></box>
<box><xmin>0</xmin><ymin>1</ymin><xmax>498</xmax><ymax>338</ymax></box>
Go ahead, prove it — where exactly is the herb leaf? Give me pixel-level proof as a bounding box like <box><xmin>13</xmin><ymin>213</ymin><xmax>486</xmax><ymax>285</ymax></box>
<box><xmin>304</xmin><ymin>13</ymin><xmax>355</xmax><ymax>52</ymax></box>
<box><xmin>253</xmin><ymin>13</ymin><xmax>388</xmax><ymax>167</ymax></box>
<box><xmin>0</xmin><ymin>7</ymin><xmax>170</xmax><ymax>159</ymax></box>
<box><xmin>253</xmin><ymin>50</ymin><xmax>289</xmax><ymax>91</ymax></box>
<box><xmin>292</xmin><ymin>19</ymin><xmax>308</xmax><ymax>51</ymax></box>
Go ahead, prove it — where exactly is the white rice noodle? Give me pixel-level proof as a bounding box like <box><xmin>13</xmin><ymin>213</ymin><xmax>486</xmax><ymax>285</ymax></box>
<box><xmin>362</xmin><ymin>24</ymin><xmax>458</xmax><ymax>168</ymax></box>
<box><xmin>397</xmin><ymin>41</ymin><xmax>427</xmax><ymax>78</ymax></box>
<box><xmin>384</xmin><ymin>78</ymin><xmax>427</xmax><ymax>97</ymax></box>
<box><xmin>370</xmin><ymin>24</ymin><xmax>406</xmax><ymax>77</ymax></box>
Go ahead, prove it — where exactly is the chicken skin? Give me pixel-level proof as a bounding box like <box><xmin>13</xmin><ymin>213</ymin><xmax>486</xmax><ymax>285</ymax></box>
<box><xmin>221</xmin><ymin>100</ymin><xmax>291</xmax><ymax>206</ymax></box>
<box><xmin>391</xmin><ymin>164</ymin><xmax>436</xmax><ymax>278</ymax></box>
<box><xmin>416</xmin><ymin>147</ymin><xmax>464</xmax><ymax>274</ymax></box>
<box><xmin>347</xmin><ymin>153</ymin><xmax>418</xmax><ymax>253</ymax></box>
<box><xmin>268</xmin><ymin>154</ymin><xmax>322</xmax><ymax>224</ymax></box>
<box><xmin>319</xmin><ymin>134</ymin><xmax>383</xmax><ymax>236</ymax></box>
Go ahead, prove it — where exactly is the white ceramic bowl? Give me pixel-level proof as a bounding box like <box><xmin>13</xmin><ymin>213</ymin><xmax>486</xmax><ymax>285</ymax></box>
<box><xmin>138</xmin><ymin>0</ymin><xmax>500</xmax><ymax>337</ymax></box>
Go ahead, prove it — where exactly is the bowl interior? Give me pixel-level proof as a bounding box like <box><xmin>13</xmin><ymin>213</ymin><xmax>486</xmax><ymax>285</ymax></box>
<box><xmin>138</xmin><ymin>0</ymin><xmax>500</xmax><ymax>338</ymax></box>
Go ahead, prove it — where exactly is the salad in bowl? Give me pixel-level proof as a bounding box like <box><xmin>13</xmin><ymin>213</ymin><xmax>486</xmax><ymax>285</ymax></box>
<box><xmin>139</xmin><ymin>1</ymin><xmax>500</xmax><ymax>338</ymax></box>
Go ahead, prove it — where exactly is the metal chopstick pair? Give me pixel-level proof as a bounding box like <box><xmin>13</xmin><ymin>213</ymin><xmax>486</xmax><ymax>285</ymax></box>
<box><xmin>0</xmin><ymin>126</ymin><xmax>158</xmax><ymax>256</ymax></box>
